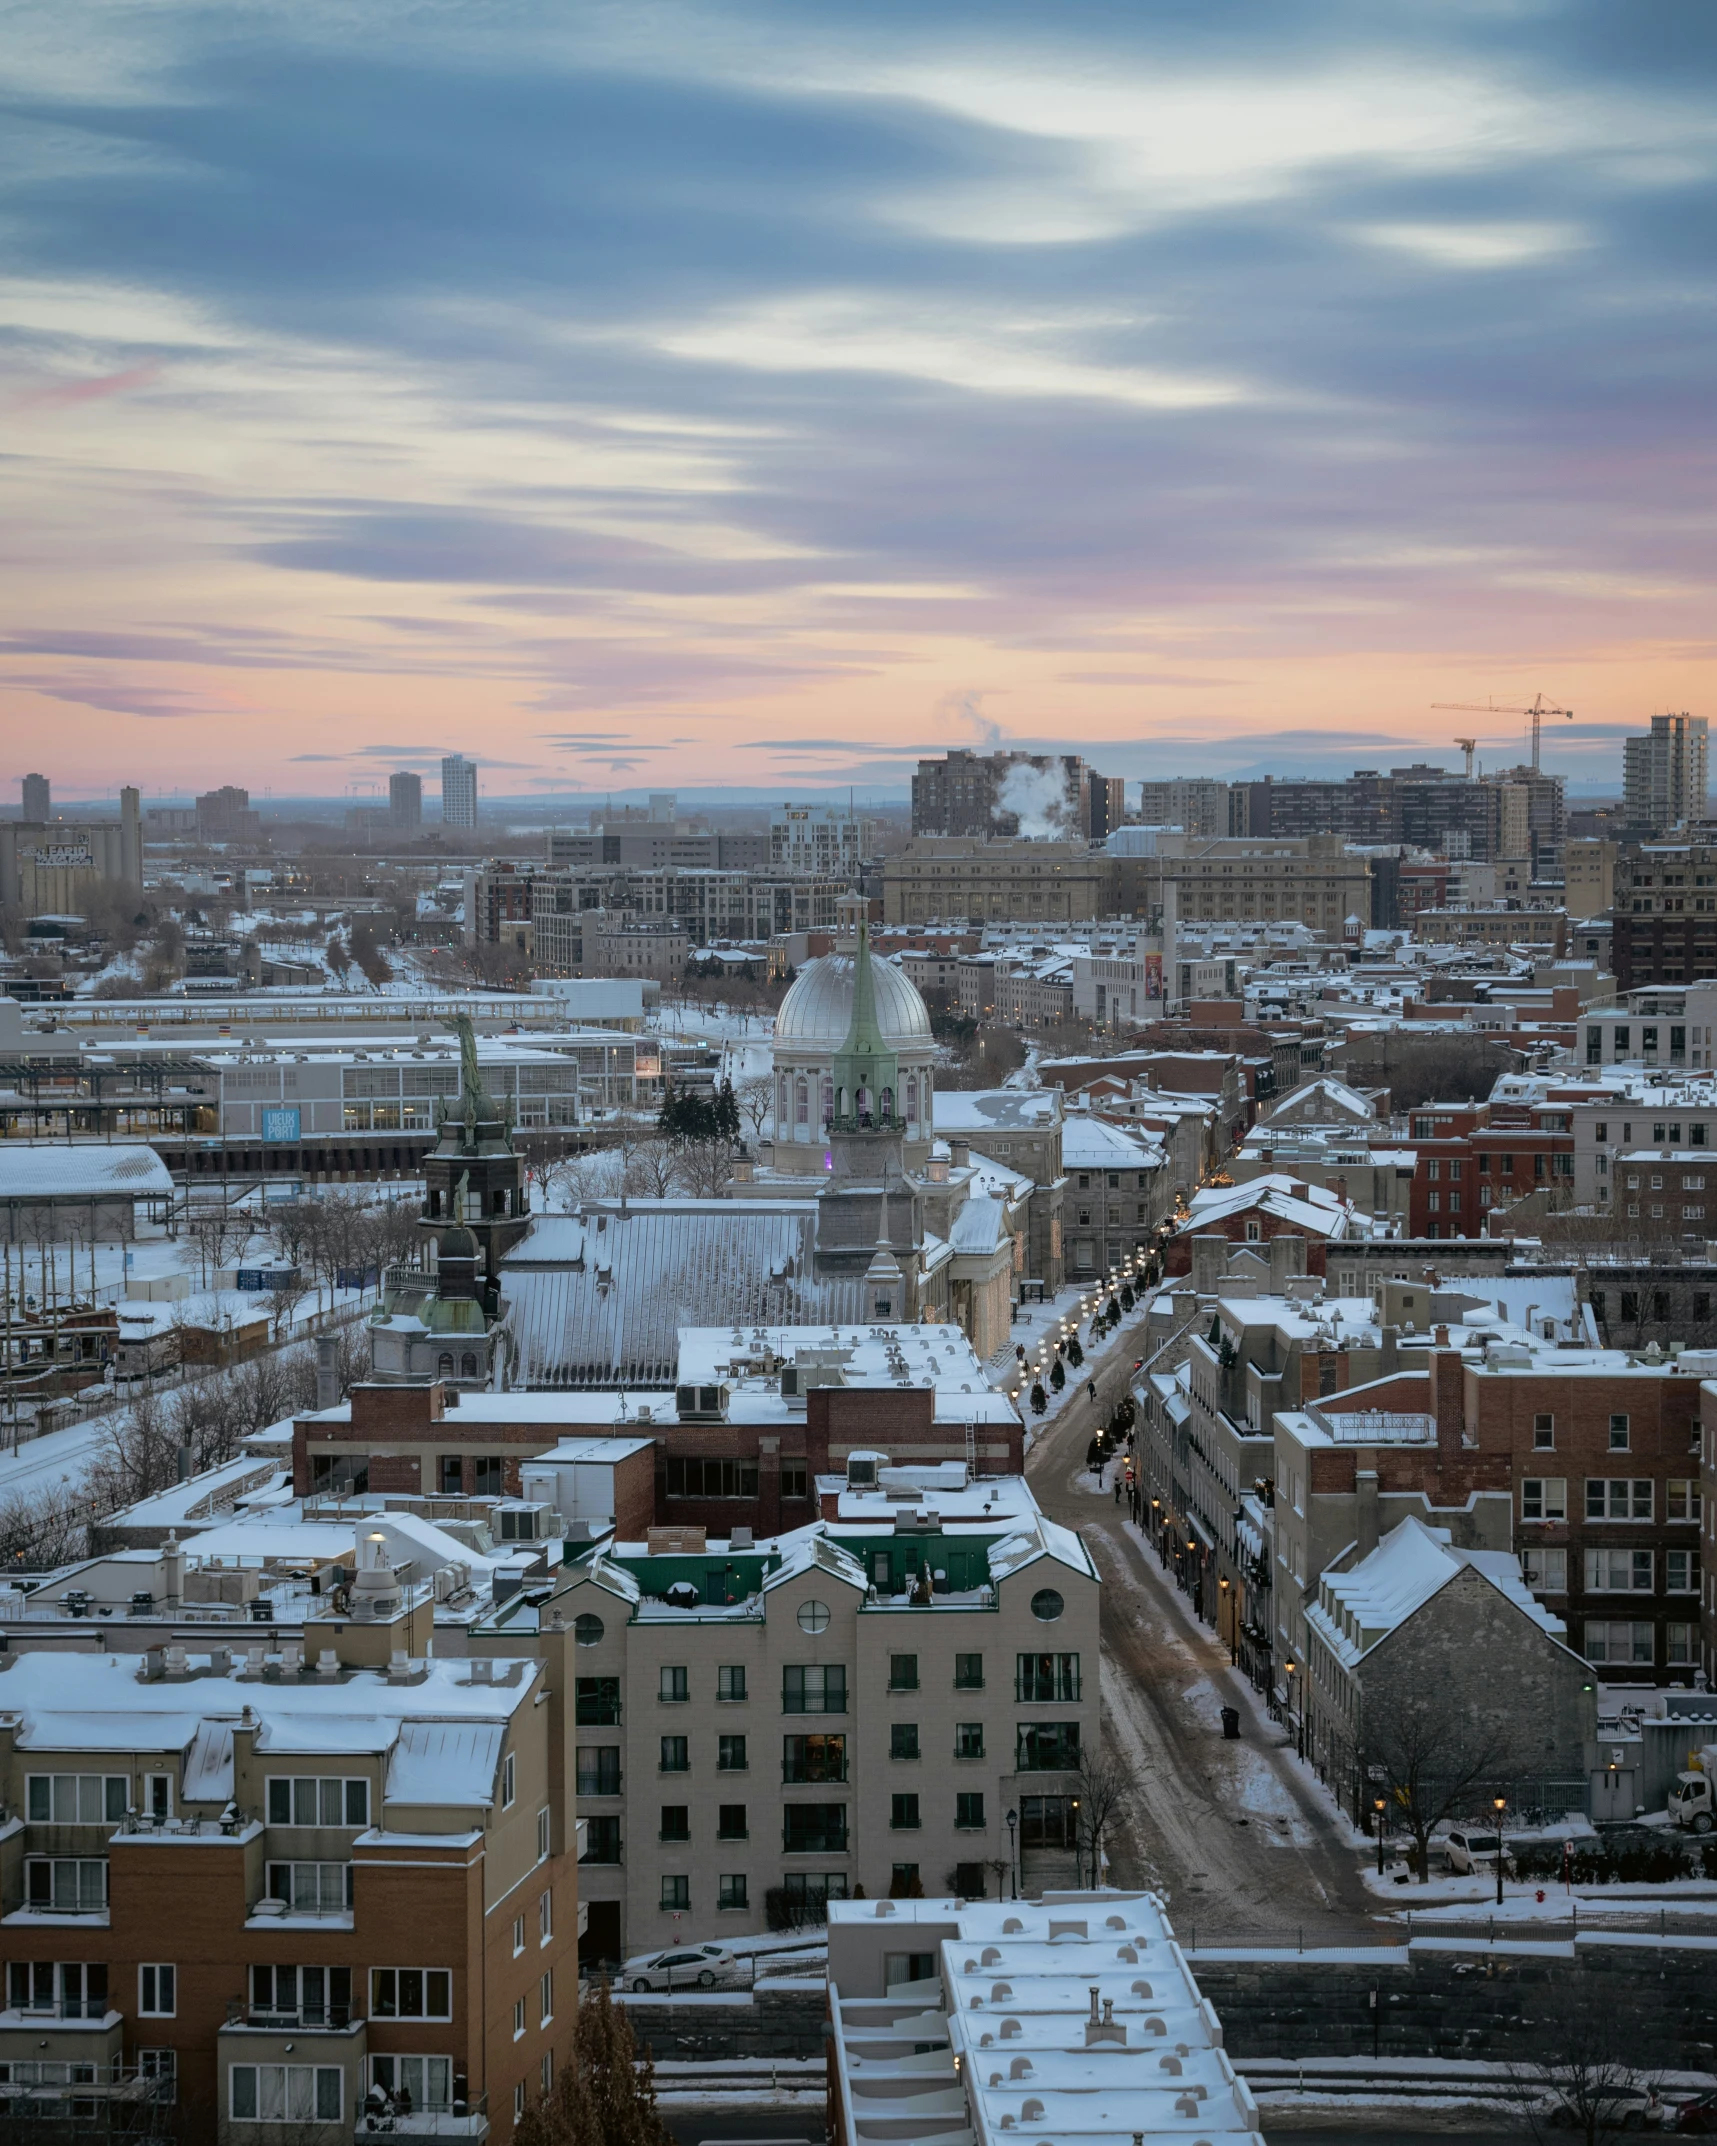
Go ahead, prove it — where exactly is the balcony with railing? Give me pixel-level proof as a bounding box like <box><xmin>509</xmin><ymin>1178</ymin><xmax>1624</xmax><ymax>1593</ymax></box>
<box><xmin>227</xmin><ymin>2000</ymin><xmax>355</xmax><ymax>2031</ymax></box>
<box><xmin>356</xmin><ymin>2086</ymin><xmax>489</xmax><ymax>2139</ymax></box>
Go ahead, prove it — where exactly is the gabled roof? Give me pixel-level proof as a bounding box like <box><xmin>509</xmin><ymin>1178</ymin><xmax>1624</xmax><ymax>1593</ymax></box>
<box><xmin>1268</xmin><ymin>1075</ymin><xmax>1376</xmax><ymax>1124</ymax></box>
<box><xmin>1185</xmin><ymin>1173</ymin><xmax>1350</xmax><ymax>1238</ymax></box>
<box><xmin>1307</xmin><ymin>1515</ymin><xmax>1568</xmax><ymax>1671</ymax></box>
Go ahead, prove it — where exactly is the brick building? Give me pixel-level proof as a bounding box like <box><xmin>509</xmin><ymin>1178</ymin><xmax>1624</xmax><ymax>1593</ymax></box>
<box><xmin>295</xmin><ymin>1347</ymin><xmax>1024</xmax><ymax>1545</ymax></box>
<box><xmin>1610</xmin><ymin>838</ymin><xmax>1717</xmax><ymax>989</ymax></box>
<box><xmin>1163</xmin><ymin>1177</ymin><xmax>1353</xmax><ymax>1280</ymax></box>
<box><xmin>1273</xmin><ymin>1342</ymin><xmax>1711</xmax><ymax>1691</ymax></box>
<box><xmin>1393</xmin><ymin>1096</ymin><xmax>1575</xmax><ymax>1238</ymax></box>
<box><xmin>0</xmin><ymin>1558</ymin><xmax>579</xmax><ymax>2141</ymax></box>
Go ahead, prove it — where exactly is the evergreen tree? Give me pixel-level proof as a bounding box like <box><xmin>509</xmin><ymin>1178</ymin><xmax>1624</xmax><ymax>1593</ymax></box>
<box><xmin>1049</xmin><ymin>1357</ymin><xmax>1066</xmax><ymax>1392</ymax></box>
<box><xmin>716</xmin><ymin>1077</ymin><xmax>740</xmax><ymax>1142</ymax></box>
<box><xmin>1029</xmin><ymin>1381</ymin><xmax>1047</xmax><ymax>1416</ymax></box>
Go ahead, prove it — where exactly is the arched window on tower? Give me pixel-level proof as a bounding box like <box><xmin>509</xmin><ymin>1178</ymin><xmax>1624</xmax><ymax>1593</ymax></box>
<box><xmin>905</xmin><ymin>1075</ymin><xmax>918</xmax><ymax>1124</ymax></box>
<box><xmin>880</xmin><ymin>1086</ymin><xmax>895</xmax><ymax>1121</ymax></box>
<box><xmin>795</xmin><ymin>1079</ymin><xmax>809</xmax><ymax>1136</ymax></box>
<box><xmin>820</xmin><ymin>1076</ymin><xmax>833</xmax><ymax>1128</ymax></box>
<box><xmin>438</xmin><ymin>1352</ymin><xmax>455</xmax><ymax>1377</ymax></box>
<box><xmin>461</xmin><ymin>1351</ymin><xmax>479</xmax><ymax>1378</ymax></box>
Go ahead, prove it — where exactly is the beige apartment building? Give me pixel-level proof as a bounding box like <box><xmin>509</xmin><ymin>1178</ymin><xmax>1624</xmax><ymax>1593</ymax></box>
<box><xmin>1565</xmin><ymin>839</ymin><xmax>1619</xmax><ymax>921</ymax></box>
<box><xmin>883</xmin><ymin>841</ymin><xmax>1113</xmax><ymax>925</ymax></box>
<box><xmin>1124</xmin><ymin>836</ymin><xmax>1373</xmax><ymax>932</ymax></box>
<box><xmin>490</xmin><ymin>1474</ymin><xmax>1098</xmax><ymax>1968</ymax></box>
<box><xmin>884</xmin><ymin>834</ymin><xmax>1373</xmax><ymax>932</ymax></box>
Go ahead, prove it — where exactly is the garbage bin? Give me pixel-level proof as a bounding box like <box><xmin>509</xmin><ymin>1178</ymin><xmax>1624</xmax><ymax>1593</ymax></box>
<box><xmin>1220</xmin><ymin>1706</ymin><xmax>1240</xmax><ymax>1741</ymax></box>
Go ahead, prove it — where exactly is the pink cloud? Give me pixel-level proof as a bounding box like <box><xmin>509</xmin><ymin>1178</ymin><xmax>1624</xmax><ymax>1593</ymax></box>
<box><xmin>16</xmin><ymin>364</ymin><xmax>162</xmax><ymax>412</ymax></box>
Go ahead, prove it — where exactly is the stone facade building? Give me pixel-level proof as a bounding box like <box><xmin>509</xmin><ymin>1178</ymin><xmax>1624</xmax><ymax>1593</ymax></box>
<box><xmin>1300</xmin><ymin>1516</ymin><xmax>1598</xmax><ymax>1821</ymax></box>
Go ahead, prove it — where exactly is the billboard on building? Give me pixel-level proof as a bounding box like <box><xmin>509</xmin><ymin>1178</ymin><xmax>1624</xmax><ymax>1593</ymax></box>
<box><xmin>261</xmin><ymin>1107</ymin><xmax>301</xmax><ymax>1142</ymax></box>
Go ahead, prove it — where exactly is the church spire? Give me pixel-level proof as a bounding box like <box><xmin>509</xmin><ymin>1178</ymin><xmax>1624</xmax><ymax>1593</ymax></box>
<box><xmin>830</xmin><ymin>919</ymin><xmax>901</xmax><ymax>1132</ymax></box>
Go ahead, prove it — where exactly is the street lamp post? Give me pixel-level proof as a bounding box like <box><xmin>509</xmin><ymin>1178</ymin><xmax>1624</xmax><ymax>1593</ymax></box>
<box><xmin>1374</xmin><ymin>1796</ymin><xmax>1387</xmax><ymax>1876</ymax></box>
<box><xmin>1006</xmin><ymin>1807</ymin><xmax>1018</xmax><ymax>1900</ymax></box>
<box><xmin>1493</xmin><ymin>1794</ymin><xmax>1507</xmax><ymax>1906</ymax></box>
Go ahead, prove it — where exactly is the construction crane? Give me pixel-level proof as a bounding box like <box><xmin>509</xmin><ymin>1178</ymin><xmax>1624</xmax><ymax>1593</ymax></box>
<box><xmin>1454</xmin><ymin>737</ymin><xmax>1477</xmax><ymax>779</ymax></box>
<box><xmin>1431</xmin><ymin>693</ymin><xmax>1574</xmax><ymax>774</ymax></box>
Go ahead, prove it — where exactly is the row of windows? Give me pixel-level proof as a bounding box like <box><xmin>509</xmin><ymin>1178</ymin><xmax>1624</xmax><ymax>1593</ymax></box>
<box><xmin>1520</xmin><ymin>1547</ymin><xmax>1701</xmax><ymax>1594</ymax></box>
<box><xmin>7</xmin><ymin>1961</ymin><xmax>447</xmax><ymax>2026</ymax></box>
<box><xmin>1521</xmin><ymin>1477</ymin><xmax>1701</xmax><ymax>1521</ymax></box>
<box><xmin>1584</xmin><ymin>1620</ymin><xmax>1701</xmax><ymax>1666</ymax></box>
<box><xmin>605</xmin><ymin>1723</ymin><xmax>997</xmax><ymax>1782</ymax></box>
<box><xmin>646</xmin><ymin>1790</ymin><xmax>991</xmax><ymax>1840</ymax></box>
<box><xmin>1588</xmin><ymin>1288</ymin><xmax>1711</xmax><ymax>1324</ymax></box>
<box><xmin>576</xmin><ymin>1649</ymin><xmax>1038</xmax><ymax>1717</ymax></box>
<box><xmin>578</xmin><ymin>1740</ymin><xmax>1080</xmax><ymax>1867</ymax></box>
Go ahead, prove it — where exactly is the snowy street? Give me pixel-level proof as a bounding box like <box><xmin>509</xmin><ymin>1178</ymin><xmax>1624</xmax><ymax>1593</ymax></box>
<box><xmin>1024</xmin><ymin>1316</ymin><xmax>1380</xmax><ymax>1942</ymax></box>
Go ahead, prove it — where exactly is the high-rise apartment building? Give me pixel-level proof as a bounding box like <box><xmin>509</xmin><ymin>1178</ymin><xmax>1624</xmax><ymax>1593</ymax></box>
<box><xmin>911</xmin><ymin>751</ymin><xmax>1092</xmax><ymax>839</ymax></box>
<box><xmin>20</xmin><ymin>772</ymin><xmax>49</xmax><ymax>822</ymax></box>
<box><xmin>389</xmin><ymin>771</ymin><xmax>423</xmax><ymax>832</ymax></box>
<box><xmin>769</xmin><ymin>802</ymin><xmax>871</xmax><ymax>878</ymax></box>
<box><xmin>441</xmin><ymin>755</ymin><xmax>479</xmax><ymax>831</ymax></box>
<box><xmin>1085</xmin><ymin>772</ymin><xmax>1126</xmax><ymax>843</ymax></box>
<box><xmin>1137</xmin><ymin>777</ymin><xmax>1227</xmax><ymax>836</ymax></box>
<box><xmin>1227</xmin><ymin>763</ymin><xmax>1565</xmax><ymax>872</ymax></box>
<box><xmin>1624</xmin><ymin>713</ymin><xmax>1708</xmax><ymax>839</ymax></box>
<box><xmin>195</xmin><ymin>785</ymin><xmax>262</xmax><ymax>843</ymax></box>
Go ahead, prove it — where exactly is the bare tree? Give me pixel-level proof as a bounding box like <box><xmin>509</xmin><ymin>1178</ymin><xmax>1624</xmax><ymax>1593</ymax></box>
<box><xmin>1073</xmin><ymin>1752</ymin><xmax>1129</xmax><ymax>1889</ymax></box>
<box><xmin>0</xmin><ymin>1481</ymin><xmax>88</xmax><ymax>1568</ymax></box>
<box><xmin>619</xmin><ymin>1136</ymin><xmax>681</xmax><ymax>1200</ymax></box>
<box><xmin>1511</xmin><ymin>1982</ymin><xmax>1665</xmax><ymax>2146</ymax></box>
<box><xmin>266</xmin><ymin>1275</ymin><xmax>309</xmax><ymax>1344</ymax></box>
<box><xmin>674</xmin><ymin>1138</ymin><xmax>733</xmax><ymax>1199</ymax></box>
<box><xmin>185</xmin><ymin>1208</ymin><xmax>245</xmax><ymax>1287</ymax></box>
<box><xmin>1362</xmin><ymin>1687</ymin><xmax>1522</xmax><ymax>1883</ymax></box>
<box><xmin>267</xmin><ymin>1201</ymin><xmax>316</xmax><ymax>1278</ymax></box>
<box><xmin>733</xmin><ymin>1069</ymin><xmax>774</xmax><ymax>1141</ymax></box>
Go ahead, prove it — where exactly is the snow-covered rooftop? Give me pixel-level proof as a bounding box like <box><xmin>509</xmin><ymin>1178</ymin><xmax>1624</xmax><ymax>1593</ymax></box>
<box><xmin>1307</xmin><ymin>1515</ymin><xmax>1570</xmax><ymax>1670</ymax></box>
<box><xmin>828</xmin><ymin>1891</ymin><xmax>1255</xmax><ymax>2146</ymax></box>
<box><xmin>0</xmin><ymin>1144</ymin><xmax>174</xmax><ymax>1199</ymax></box>
<box><xmin>0</xmin><ymin>1648</ymin><xmax>536</xmax><ymax>1807</ymax></box>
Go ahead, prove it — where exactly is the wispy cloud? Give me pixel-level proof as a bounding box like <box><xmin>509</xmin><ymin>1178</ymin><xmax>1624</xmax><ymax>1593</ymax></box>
<box><xmin>0</xmin><ymin>2</ymin><xmax>1710</xmax><ymax>790</ymax></box>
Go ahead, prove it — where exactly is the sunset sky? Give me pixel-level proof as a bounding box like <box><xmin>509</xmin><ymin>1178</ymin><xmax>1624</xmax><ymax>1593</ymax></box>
<box><xmin>2</xmin><ymin>2</ymin><xmax>1713</xmax><ymax>805</ymax></box>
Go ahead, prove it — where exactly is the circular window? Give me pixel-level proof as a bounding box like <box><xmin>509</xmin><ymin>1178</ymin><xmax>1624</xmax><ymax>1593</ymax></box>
<box><xmin>797</xmin><ymin>1599</ymin><xmax>831</xmax><ymax>1634</ymax></box>
<box><xmin>573</xmin><ymin>1613</ymin><xmax>604</xmax><ymax>1647</ymax></box>
<box><xmin>1030</xmin><ymin>1588</ymin><xmax>1065</xmax><ymax>1623</ymax></box>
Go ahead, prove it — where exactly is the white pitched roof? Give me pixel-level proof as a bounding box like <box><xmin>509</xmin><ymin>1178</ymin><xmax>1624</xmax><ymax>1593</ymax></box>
<box><xmin>1308</xmin><ymin>1515</ymin><xmax>1568</xmax><ymax>1671</ymax></box>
